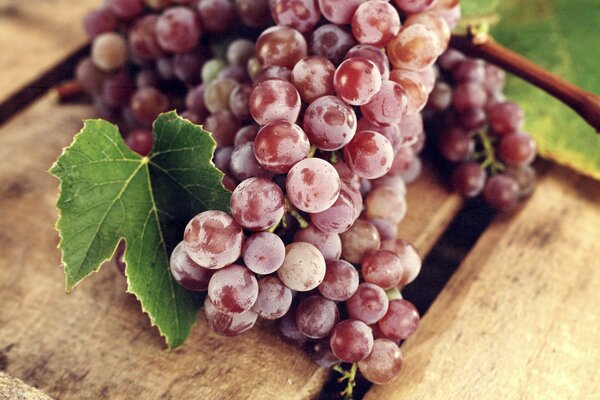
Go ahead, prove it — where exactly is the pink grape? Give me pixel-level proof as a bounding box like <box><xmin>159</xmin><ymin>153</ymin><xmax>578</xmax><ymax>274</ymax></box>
<box><xmin>286</xmin><ymin>158</ymin><xmax>341</xmax><ymax>213</ymax></box>
<box><xmin>381</xmin><ymin>238</ymin><xmax>422</xmax><ymax>286</ymax></box>
<box><xmin>361</xmin><ymin>250</ymin><xmax>404</xmax><ymax>289</ymax></box>
<box><xmin>169</xmin><ymin>241</ymin><xmax>214</xmax><ymax>291</ymax></box>
<box><xmin>344</xmin><ymin>131</ymin><xmax>394</xmax><ymax>179</ymax></box>
<box><xmin>204</xmin><ymin>297</ymin><xmax>258</xmax><ymax>337</ymax></box>
<box><xmin>243</xmin><ymin>232</ymin><xmax>286</xmax><ymax>275</ymax></box>
<box><xmin>208</xmin><ymin>264</ymin><xmax>259</xmax><ymax>314</ymax></box>
<box><xmin>277</xmin><ymin>242</ymin><xmax>326</xmax><ymax>291</ymax></box>
<box><xmin>357</xmin><ymin>339</ymin><xmax>403</xmax><ymax>384</ymax></box>
<box><xmin>255</xmin><ymin>26</ymin><xmax>308</xmax><ymax>69</ymax></box>
<box><xmin>318</xmin><ymin>260</ymin><xmax>359</xmax><ymax>301</ymax></box>
<box><xmin>253</xmin><ymin>121</ymin><xmax>310</xmax><ymax>173</ymax></box>
<box><xmin>303</xmin><ymin>95</ymin><xmax>357</xmax><ymax>151</ymax></box>
<box><xmin>351</xmin><ymin>1</ymin><xmax>401</xmax><ymax>47</ymax></box>
<box><xmin>269</xmin><ymin>0</ymin><xmax>322</xmax><ymax>33</ymax></box>
<box><xmin>291</xmin><ymin>56</ymin><xmax>336</xmax><ymax>103</ymax></box>
<box><xmin>293</xmin><ymin>224</ymin><xmax>342</xmax><ymax>261</ymax></box>
<box><xmin>340</xmin><ymin>219</ymin><xmax>381</xmax><ymax>264</ymax></box>
<box><xmin>295</xmin><ymin>295</ymin><xmax>339</xmax><ymax>339</ymax></box>
<box><xmin>318</xmin><ymin>0</ymin><xmax>365</xmax><ymax>24</ymax></box>
<box><xmin>378</xmin><ymin>299</ymin><xmax>420</xmax><ymax>341</ymax></box>
<box><xmin>361</xmin><ymin>80</ymin><xmax>409</xmax><ymax>127</ymax></box>
<box><xmin>253</xmin><ymin>276</ymin><xmax>293</xmax><ymax>319</ymax></box>
<box><xmin>249</xmin><ymin>79</ymin><xmax>301</xmax><ymax>125</ymax></box>
<box><xmin>183</xmin><ymin>210</ymin><xmax>244</xmax><ymax>269</ymax></box>
<box><xmin>334</xmin><ymin>57</ymin><xmax>382</xmax><ymax>106</ymax></box>
<box><xmin>330</xmin><ymin>319</ymin><xmax>374</xmax><ymax>362</ymax></box>
<box><xmin>346</xmin><ymin>283</ymin><xmax>389</xmax><ymax>325</ymax></box>
<box><xmin>155</xmin><ymin>7</ymin><xmax>202</xmax><ymax>54</ymax></box>
<box><xmin>230</xmin><ymin>177</ymin><xmax>285</xmax><ymax>231</ymax></box>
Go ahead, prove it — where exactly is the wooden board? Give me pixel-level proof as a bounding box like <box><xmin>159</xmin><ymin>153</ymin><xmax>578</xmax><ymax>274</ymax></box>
<box><xmin>0</xmin><ymin>95</ymin><xmax>462</xmax><ymax>400</ymax></box>
<box><xmin>0</xmin><ymin>372</ymin><xmax>54</xmax><ymax>400</ymax></box>
<box><xmin>366</xmin><ymin>165</ymin><xmax>600</xmax><ymax>400</ymax></box>
<box><xmin>0</xmin><ymin>0</ymin><xmax>97</xmax><ymax>103</ymax></box>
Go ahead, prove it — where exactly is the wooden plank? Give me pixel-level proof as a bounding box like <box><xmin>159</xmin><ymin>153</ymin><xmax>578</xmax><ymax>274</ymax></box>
<box><xmin>0</xmin><ymin>0</ymin><xmax>97</xmax><ymax>103</ymax></box>
<box><xmin>366</xmin><ymin>165</ymin><xmax>600</xmax><ymax>400</ymax></box>
<box><xmin>0</xmin><ymin>95</ymin><xmax>461</xmax><ymax>399</ymax></box>
<box><xmin>0</xmin><ymin>372</ymin><xmax>54</xmax><ymax>400</ymax></box>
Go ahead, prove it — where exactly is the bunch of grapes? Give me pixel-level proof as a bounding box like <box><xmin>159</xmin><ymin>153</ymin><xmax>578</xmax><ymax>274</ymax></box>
<box><xmin>427</xmin><ymin>48</ymin><xmax>537</xmax><ymax>212</ymax></box>
<box><xmin>79</xmin><ymin>0</ymin><xmax>468</xmax><ymax>388</ymax></box>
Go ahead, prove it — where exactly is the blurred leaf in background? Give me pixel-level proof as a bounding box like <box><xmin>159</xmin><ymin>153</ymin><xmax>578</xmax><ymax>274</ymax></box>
<box><xmin>462</xmin><ymin>0</ymin><xmax>600</xmax><ymax>180</ymax></box>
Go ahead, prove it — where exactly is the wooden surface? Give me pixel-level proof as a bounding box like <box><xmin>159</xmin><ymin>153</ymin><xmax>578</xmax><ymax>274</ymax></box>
<box><xmin>0</xmin><ymin>0</ymin><xmax>96</xmax><ymax>103</ymax></box>
<box><xmin>0</xmin><ymin>95</ymin><xmax>460</xmax><ymax>400</ymax></box>
<box><xmin>0</xmin><ymin>372</ymin><xmax>54</xmax><ymax>400</ymax></box>
<box><xmin>367</xmin><ymin>166</ymin><xmax>600</xmax><ymax>400</ymax></box>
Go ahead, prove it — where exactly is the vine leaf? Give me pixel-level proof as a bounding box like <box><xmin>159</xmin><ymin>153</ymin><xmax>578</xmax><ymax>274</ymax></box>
<box><xmin>50</xmin><ymin>112</ymin><xmax>231</xmax><ymax>348</ymax></box>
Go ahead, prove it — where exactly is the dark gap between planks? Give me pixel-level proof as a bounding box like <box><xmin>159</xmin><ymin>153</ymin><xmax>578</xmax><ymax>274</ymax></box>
<box><xmin>0</xmin><ymin>45</ymin><xmax>89</xmax><ymax>125</ymax></box>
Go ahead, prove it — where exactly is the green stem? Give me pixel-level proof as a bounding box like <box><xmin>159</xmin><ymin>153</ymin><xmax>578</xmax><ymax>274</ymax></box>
<box><xmin>474</xmin><ymin>130</ymin><xmax>505</xmax><ymax>174</ymax></box>
<box><xmin>334</xmin><ymin>363</ymin><xmax>358</xmax><ymax>400</ymax></box>
<box><xmin>285</xmin><ymin>198</ymin><xmax>310</xmax><ymax>229</ymax></box>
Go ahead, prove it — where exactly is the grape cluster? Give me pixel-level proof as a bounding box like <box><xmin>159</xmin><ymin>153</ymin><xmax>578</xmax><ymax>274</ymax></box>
<box><xmin>80</xmin><ymin>0</ymin><xmax>463</xmax><ymax>388</ymax></box>
<box><xmin>427</xmin><ymin>49</ymin><xmax>537</xmax><ymax>212</ymax></box>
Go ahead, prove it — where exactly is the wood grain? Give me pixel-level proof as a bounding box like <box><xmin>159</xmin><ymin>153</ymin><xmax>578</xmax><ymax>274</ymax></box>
<box><xmin>0</xmin><ymin>95</ymin><xmax>461</xmax><ymax>399</ymax></box>
<box><xmin>366</xmin><ymin>166</ymin><xmax>600</xmax><ymax>400</ymax></box>
<box><xmin>0</xmin><ymin>0</ymin><xmax>96</xmax><ymax>103</ymax></box>
<box><xmin>0</xmin><ymin>372</ymin><xmax>54</xmax><ymax>400</ymax></box>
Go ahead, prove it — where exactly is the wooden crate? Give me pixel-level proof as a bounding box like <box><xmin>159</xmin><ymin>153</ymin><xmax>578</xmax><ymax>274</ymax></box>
<box><xmin>1</xmin><ymin>3</ymin><xmax>599</xmax><ymax>399</ymax></box>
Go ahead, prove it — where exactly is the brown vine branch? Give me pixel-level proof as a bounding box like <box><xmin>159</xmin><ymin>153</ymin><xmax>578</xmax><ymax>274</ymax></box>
<box><xmin>450</xmin><ymin>30</ymin><xmax>600</xmax><ymax>133</ymax></box>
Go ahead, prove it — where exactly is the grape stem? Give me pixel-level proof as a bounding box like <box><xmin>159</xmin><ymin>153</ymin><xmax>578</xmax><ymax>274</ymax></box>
<box><xmin>473</xmin><ymin>130</ymin><xmax>505</xmax><ymax>174</ymax></box>
<box><xmin>284</xmin><ymin>199</ymin><xmax>310</xmax><ymax>229</ymax></box>
<box><xmin>333</xmin><ymin>363</ymin><xmax>358</xmax><ymax>400</ymax></box>
<box><xmin>450</xmin><ymin>28</ymin><xmax>600</xmax><ymax>133</ymax></box>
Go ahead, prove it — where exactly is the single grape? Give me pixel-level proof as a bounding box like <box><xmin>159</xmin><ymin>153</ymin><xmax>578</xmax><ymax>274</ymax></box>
<box><xmin>233</xmin><ymin>125</ymin><xmax>259</xmax><ymax>148</ymax></box>
<box><xmin>243</xmin><ymin>232</ymin><xmax>285</xmax><ymax>275</ymax></box>
<box><xmin>310</xmin><ymin>188</ymin><xmax>358</xmax><ymax>234</ymax></box>
<box><xmin>397</xmin><ymin>112</ymin><xmax>424</xmax><ymax>147</ymax></box>
<box><xmin>229</xmin><ymin>142</ymin><xmax>275</xmax><ymax>181</ymax></box>
<box><xmin>483</xmin><ymin>174</ymin><xmax>520</xmax><ymax>212</ymax></box>
<box><xmin>170</xmin><ymin>241</ymin><xmax>213</xmax><ymax>291</ymax></box>
<box><xmin>155</xmin><ymin>7</ymin><xmax>202</xmax><ymax>54</ymax></box>
<box><xmin>357</xmin><ymin>339</ymin><xmax>403</xmax><ymax>384</ymax></box>
<box><xmin>458</xmin><ymin>107</ymin><xmax>487</xmax><ymax>131</ymax></box>
<box><xmin>428</xmin><ymin>81</ymin><xmax>453</xmax><ymax>111</ymax></box>
<box><xmin>295</xmin><ymin>295</ymin><xmax>339</xmax><ymax>339</ymax></box>
<box><xmin>204</xmin><ymin>110</ymin><xmax>241</xmax><ymax>147</ymax></box>
<box><xmin>256</xmin><ymin>26</ymin><xmax>308</xmax><ymax>69</ymax></box>
<box><xmin>129</xmin><ymin>87</ymin><xmax>169</xmax><ymax>127</ymax></box>
<box><xmin>84</xmin><ymin>8</ymin><xmax>118</xmax><ymax>39</ymax></box>
<box><xmin>380</xmin><ymin>238</ymin><xmax>421</xmax><ymax>285</ymax></box>
<box><xmin>318</xmin><ymin>260</ymin><xmax>359</xmax><ymax>301</ymax></box>
<box><xmin>101</xmin><ymin>71</ymin><xmax>135</xmax><ymax>108</ymax></box>
<box><xmin>365</xmin><ymin>186</ymin><xmax>407</xmax><ymax>224</ymax></box>
<box><xmin>91</xmin><ymin>32</ymin><xmax>128</xmax><ymax>72</ymax></box>
<box><xmin>125</xmin><ymin>129</ymin><xmax>154</xmax><ymax>156</ymax></box>
<box><xmin>438</xmin><ymin>48</ymin><xmax>465</xmax><ymax>71</ymax></box>
<box><xmin>452</xmin><ymin>82</ymin><xmax>488</xmax><ymax>112</ymax></box>
<box><xmin>197</xmin><ymin>0</ymin><xmax>235</xmax><ymax>33</ymax></box>
<box><xmin>203</xmin><ymin>78</ymin><xmax>237</xmax><ymax>114</ymax></box>
<box><xmin>451</xmin><ymin>161</ymin><xmax>487</xmax><ymax>198</ymax></box>
<box><xmin>269</xmin><ymin>0</ymin><xmax>321</xmax><ymax>33</ymax></box>
<box><xmin>277</xmin><ymin>242</ymin><xmax>326</xmax><ymax>291</ymax></box>
<box><xmin>488</xmin><ymin>101</ymin><xmax>526</xmax><ymax>136</ymax></box>
<box><xmin>361</xmin><ymin>250</ymin><xmax>404</xmax><ymax>289</ymax></box>
<box><xmin>344</xmin><ymin>131</ymin><xmax>394</xmax><ymax>179</ymax></box>
<box><xmin>387</xmin><ymin>24</ymin><xmax>440</xmax><ymax>71</ymax></box>
<box><xmin>213</xmin><ymin>146</ymin><xmax>233</xmax><ymax>174</ymax></box>
<box><xmin>368</xmin><ymin>219</ymin><xmax>398</xmax><ymax>241</ymax></box>
<box><xmin>378</xmin><ymin>299</ymin><xmax>420</xmax><ymax>341</ymax></box>
<box><xmin>230</xmin><ymin>177</ymin><xmax>285</xmax><ymax>231</ymax></box>
<box><xmin>253</xmin><ymin>121</ymin><xmax>310</xmax><ymax>173</ymax></box>
<box><xmin>330</xmin><ymin>319</ymin><xmax>374</xmax><ymax>363</ymax></box>
<box><xmin>346</xmin><ymin>283</ymin><xmax>389</xmax><ymax>325</ymax></box>
<box><xmin>499</xmin><ymin>132</ymin><xmax>537</xmax><ymax>167</ymax></box>
<box><xmin>404</xmin><ymin>12</ymin><xmax>451</xmax><ymax>54</ymax></box>
<box><xmin>483</xmin><ymin>63</ymin><xmax>506</xmax><ymax>93</ymax></box>
<box><xmin>229</xmin><ymin>84</ymin><xmax>253</xmax><ymax>121</ymax></box>
<box><xmin>183</xmin><ymin>210</ymin><xmax>244</xmax><ymax>269</ymax></box>
<box><xmin>452</xmin><ymin>59</ymin><xmax>485</xmax><ymax>84</ymax></box>
<box><xmin>293</xmin><ymin>224</ymin><xmax>342</xmax><ymax>262</ymax></box>
<box><xmin>345</xmin><ymin>44</ymin><xmax>390</xmax><ymax>80</ymax></box>
<box><xmin>185</xmin><ymin>85</ymin><xmax>208</xmax><ymax>117</ymax></box>
<box><xmin>204</xmin><ymin>297</ymin><xmax>258</xmax><ymax>337</ymax></box>
<box><xmin>303</xmin><ymin>96</ymin><xmax>357</xmax><ymax>151</ymax></box>
<box><xmin>249</xmin><ymin>79</ymin><xmax>301</xmax><ymax>125</ymax></box>
<box><xmin>503</xmin><ymin>165</ymin><xmax>536</xmax><ymax>198</ymax></box>
<box><xmin>388</xmin><ymin>69</ymin><xmax>429</xmax><ymax>114</ymax></box>
<box><xmin>286</xmin><ymin>158</ymin><xmax>341</xmax><ymax>213</ymax></box>
<box><xmin>334</xmin><ymin>57</ymin><xmax>382</xmax><ymax>106</ymax></box>
<box><xmin>361</xmin><ymin>80</ymin><xmax>409</xmax><ymax>127</ymax></box>
<box><xmin>227</xmin><ymin>38</ymin><xmax>256</xmax><ymax>66</ymax></box>
<box><xmin>129</xmin><ymin>15</ymin><xmax>164</xmax><ymax>62</ymax></box>
<box><xmin>201</xmin><ymin>58</ymin><xmax>227</xmax><ymax>84</ymax></box>
<box><xmin>339</xmin><ymin>220</ymin><xmax>381</xmax><ymax>264</ymax></box>
<box><xmin>291</xmin><ymin>56</ymin><xmax>336</xmax><ymax>103</ymax></box>
<box><xmin>253</xmin><ymin>276</ymin><xmax>293</xmax><ymax>319</ymax></box>
<box><xmin>311</xmin><ymin>24</ymin><xmax>357</xmax><ymax>65</ymax></box>
<box><xmin>208</xmin><ymin>264</ymin><xmax>259</xmax><ymax>314</ymax></box>
<box><xmin>75</xmin><ymin>57</ymin><xmax>107</xmax><ymax>96</ymax></box>
<box><xmin>356</xmin><ymin>118</ymin><xmax>403</xmax><ymax>155</ymax></box>
<box><xmin>438</xmin><ymin>127</ymin><xmax>474</xmax><ymax>162</ymax></box>
<box><xmin>351</xmin><ymin>1</ymin><xmax>400</xmax><ymax>47</ymax></box>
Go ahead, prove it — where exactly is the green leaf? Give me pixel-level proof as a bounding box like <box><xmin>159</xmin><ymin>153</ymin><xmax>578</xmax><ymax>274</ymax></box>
<box><xmin>50</xmin><ymin>112</ymin><xmax>231</xmax><ymax>348</ymax></box>
<box><xmin>463</xmin><ymin>0</ymin><xmax>600</xmax><ymax>180</ymax></box>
